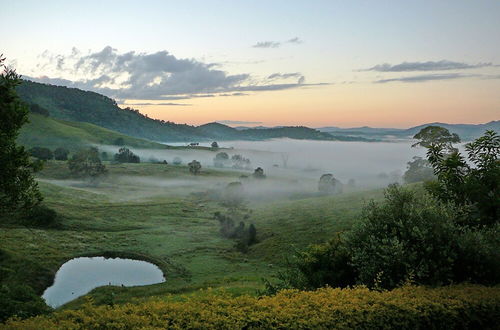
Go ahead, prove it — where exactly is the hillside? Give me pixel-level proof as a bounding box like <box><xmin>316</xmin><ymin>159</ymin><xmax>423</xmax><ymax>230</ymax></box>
<box><xmin>18</xmin><ymin>113</ymin><xmax>165</xmax><ymax>151</ymax></box>
<box><xmin>17</xmin><ymin>80</ymin><xmax>373</xmax><ymax>142</ymax></box>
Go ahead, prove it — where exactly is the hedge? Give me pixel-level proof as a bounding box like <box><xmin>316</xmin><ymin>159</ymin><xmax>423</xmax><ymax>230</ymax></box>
<box><xmin>2</xmin><ymin>285</ymin><xmax>499</xmax><ymax>329</ymax></box>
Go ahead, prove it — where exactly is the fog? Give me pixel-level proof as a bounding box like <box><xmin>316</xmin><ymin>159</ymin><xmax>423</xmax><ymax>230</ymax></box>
<box><xmin>103</xmin><ymin>139</ymin><xmax>428</xmax><ymax>184</ymax></box>
<box><xmin>77</xmin><ymin>139</ymin><xmax>436</xmax><ymax>202</ymax></box>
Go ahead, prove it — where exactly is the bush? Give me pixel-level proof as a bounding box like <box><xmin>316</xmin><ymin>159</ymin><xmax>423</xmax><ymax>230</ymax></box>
<box><xmin>346</xmin><ymin>185</ymin><xmax>460</xmax><ymax>289</ymax></box>
<box><xmin>28</xmin><ymin>147</ymin><xmax>53</xmax><ymax>161</ymax></box>
<box><xmin>68</xmin><ymin>148</ymin><xmax>107</xmax><ymax>184</ymax></box>
<box><xmin>213</xmin><ymin>152</ymin><xmax>229</xmax><ymax>168</ymax></box>
<box><xmin>53</xmin><ymin>147</ymin><xmax>69</xmax><ymax>161</ymax></box>
<box><xmin>4</xmin><ymin>285</ymin><xmax>499</xmax><ymax>329</ymax></box>
<box><xmin>0</xmin><ymin>283</ymin><xmax>52</xmax><ymax>323</ymax></box>
<box><xmin>22</xmin><ymin>204</ymin><xmax>60</xmax><ymax>228</ymax></box>
<box><xmin>268</xmin><ymin>237</ymin><xmax>356</xmax><ymax>293</ymax></box>
<box><xmin>188</xmin><ymin>160</ymin><xmax>201</xmax><ymax>174</ymax></box>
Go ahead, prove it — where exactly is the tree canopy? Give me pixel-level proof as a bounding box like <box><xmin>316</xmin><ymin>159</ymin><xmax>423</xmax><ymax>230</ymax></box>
<box><xmin>0</xmin><ymin>55</ymin><xmax>42</xmax><ymax>214</ymax></box>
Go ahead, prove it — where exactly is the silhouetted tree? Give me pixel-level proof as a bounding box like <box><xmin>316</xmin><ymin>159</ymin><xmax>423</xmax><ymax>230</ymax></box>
<box><xmin>412</xmin><ymin>126</ymin><xmax>460</xmax><ymax>152</ymax></box>
<box><xmin>211</xmin><ymin>141</ymin><xmax>219</xmax><ymax>148</ymax></box>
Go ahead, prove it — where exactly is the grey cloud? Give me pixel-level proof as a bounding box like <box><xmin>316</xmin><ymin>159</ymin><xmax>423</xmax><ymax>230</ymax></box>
<box><xmin>252</xmin><ymin>41</ymin><xmax>281</xmax><ymax>48</ymax></box>
<box><xmin>30</xmin><ymin>47</ymin><xmax>324</xmax><ymax>100</ymax></box>
<box><xmin>217</xmin><ymin>120</ymin><xmax>263</xmax><ymax>125</ymax></box>
<box><xmin>374</xmin><ymin>73</ymin><xmax>476</xmax><ymax>83</ymax></box>
<box><xmin>287</xmin><ymin>37</ymin><xmax>303</xmax><ymax>44</ymax></box>
<box><xmin>268</xmin><ymin>72</ymin><xmax>302</xmax><ymax>80</ymax></box>
<box><xmin>365</xmin><ymin>60</ymin><xmax>494</xmax><ymax>72</ymax></box>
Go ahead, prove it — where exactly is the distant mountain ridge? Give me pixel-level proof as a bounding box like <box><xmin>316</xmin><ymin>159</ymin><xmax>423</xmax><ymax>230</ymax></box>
<box><xmin>17</xmin><ymin>80</ymin><xmax>498</xmax><ymax>143</ymax></box>
<box><xmin>318</xmin><ymin>121</ymin><xmax>499</xmax><ymax>141</ymax></box>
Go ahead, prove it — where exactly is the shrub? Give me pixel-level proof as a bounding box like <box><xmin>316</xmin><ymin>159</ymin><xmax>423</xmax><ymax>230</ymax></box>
<box><xmin>318</xmin><ymin>174</ymin><xmax>342</xmax><ymax>194</ymax></box>
<box><xmin>22</xmin><ymin>204</ymin><xmax>60</xmax><ymax>228</ymax></box>
<box><xmin>266</xmin><ymin>237</ymin><xmax>356</xmax><ymax>293</ymax></box>
<box><xmin>28</xmin><ymin>147</ymin><xmax>53</xmax><ymax>161</ymax></box>
<box><xmin>403</xmin><ymin>156</ymin><xmax>435</xmax><ymax>183</ymax></box>
<box><xmin>188</xmin><ymin>160</ymin><xmax>201</xmax><ymax>175</ymax></box>
<box><xmin>53</xmin><ymin>147</ymin><xmax>69</xmax><ymax>161</ymax></box>
<box><xmin>68</xmin><ymin>148</ymin><xmax>107</xmax><ymax>184</ymax></box>
<box><xmin>3</xmin><ymin>285</ymin><xmax>499</xmax><ymax>329</ymax></box>
<box><xmin>0</xmin><ymin>283</ymin><xmax>52</xmax><ymax>323</ymax></box>
<box><xmin>346</xmin><ymin>184</ymin><xmax>460</xmax><ymax>289</ymax></box>
<box><xmin>252</xmin><ymin>167</ymin><xmax>266</xmax><ymax>179</ymax></box>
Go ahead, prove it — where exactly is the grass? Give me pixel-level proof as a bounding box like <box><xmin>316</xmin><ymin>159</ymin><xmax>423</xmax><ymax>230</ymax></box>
<box><xmin>0</xmin><ymin>160</ymin><xmax>383</xmax><ymax>310</ymax></box>
<box><xmin>18</xmin><ymin>113</ymin><xmax>166</xmax><ymax>151</ymax></box>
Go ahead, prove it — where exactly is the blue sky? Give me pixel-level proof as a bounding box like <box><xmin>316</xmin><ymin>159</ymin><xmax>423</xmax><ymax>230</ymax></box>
<box><xmin>2</xmin><ymin>0</ymin><xmax>499</xmax><ymax>127</ymax></box>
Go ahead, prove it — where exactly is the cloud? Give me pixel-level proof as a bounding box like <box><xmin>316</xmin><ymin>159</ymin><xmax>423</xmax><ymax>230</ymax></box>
<box><xmin>216</xmin><ymin>120</ymin><xmax>263</xmax><ymax>125</ymax></box>
<box><xmin>28</xmin><ymin>47</ymin><xmax>326</xmax><ymax>100</ymax></box>
<box><xmin>252</xmin><ymin>41</ymin><xmax>281</xmax><ymax>48</ymax></box>
<box><xmin>374</xmin><ymin>73</ymin><xmax>477</xmax><ymax>83</ymax></box>
<box><xmin>364</xmin><ymin>60</ymin><xmax>494</xmax><ymax>72</ymax></box>
<box><xmin>287</xmin><ymin>37</ymin><xmax>303</xmax><ymax>44</ymax></box>
<box><xmin>267</xmin><ymin>72</ymin><xmax>303</xmax><ymax>80</ymax></box>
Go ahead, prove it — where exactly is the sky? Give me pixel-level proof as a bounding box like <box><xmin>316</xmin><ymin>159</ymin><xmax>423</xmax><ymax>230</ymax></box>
<box><xmin>1</xmin><ymin>0</ymin><xmax>500</xmax><ymax>128</ymax></box>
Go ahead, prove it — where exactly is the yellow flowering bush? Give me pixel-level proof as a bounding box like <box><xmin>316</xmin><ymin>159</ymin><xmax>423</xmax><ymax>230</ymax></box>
<box><xmin>2</xmin><ymin>285</ymin><xmax>499</xmax><ymax>329</ymax></box>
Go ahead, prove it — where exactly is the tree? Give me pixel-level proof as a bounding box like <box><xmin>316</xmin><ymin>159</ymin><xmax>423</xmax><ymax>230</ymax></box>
<box><xmin>231</xmin><ymin>154</ymin><xmax>251</xmax><ymax>170</ymax></box>
<box><xmin>252</xmin><ymin>167</ymin><xmax>266</xmax><ymax>179</ymax></box>
<box><xmin>213</xmin><ymin>152</ymin><xmax>229</xmax><ymax>168</ymax></box>
<box><xmin>68</xmin><ymin>148</ymin><xmax>107</xmax><ymax>184</ymax></box>
<box><xmin>114</xmin><ymin>147</ymin><xmax>140</xmax><ymax>163</ymax></box>
<box><xmin>318</xmin><ymin>174</ymin><xmax>343</xmax><ymax>194</ymax></box>
<box><xmin>403</xmin><ymin>156</ymin><xmax>435</xmax><ymax>183</ymax></box>
<box><xmin>53</xmin><ymin>147</ymin><xmax>69</xmax><ymax>161</ymax></box>
<box><xmin>223</xmin><ymin>181</ymin><xmax>245</xmax><ymax>207</ymax></box>
<box><xmin>188</xmin><ymin>160</ymin><xmax>201</xmax><ymax>175</ymax></box>
<box><xmin>211</xmin><ymin>141</ymin><xmax>219</xmax><ymax>148</ymax></box>
<box><xmin>248</xmin><ymin>223</ymin><xmax>257</xmax><ymax>245</ymax></box>
<box><xmin>0</xmin><ymin>55</ymin><xmax>42</xmax><ymax>213</ymax></box>
<box><xmin>426</xmin><ymin>130</ymin><xmax>499</xmax><ymax>226</ymax></box>
<box><xmin>412</xmin><ymin>126</ymin><xmax>460</xmax><ymax>152</ymax></box>
<box><xmin>29</xmin><ymin>147</ymin><xmax>53</xmax><ymax>161</ymax></box>
<box><xmin>172</xmin><ymin>157</ymin><xmax>182</xmax><ymax>165</ymax></box>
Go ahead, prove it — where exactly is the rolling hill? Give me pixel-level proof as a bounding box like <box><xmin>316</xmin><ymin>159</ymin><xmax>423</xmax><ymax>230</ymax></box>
<box><xmin>18</xmin><ymin>113</ymin><xmax>165</xmax><ymax>151</ymax></box>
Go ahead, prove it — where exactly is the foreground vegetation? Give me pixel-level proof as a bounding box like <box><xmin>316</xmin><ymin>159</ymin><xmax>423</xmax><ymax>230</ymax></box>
<box><xmin>3</xmin><ymin>285</ymin><xmax>499</xmax><ymax>329</ymax></box>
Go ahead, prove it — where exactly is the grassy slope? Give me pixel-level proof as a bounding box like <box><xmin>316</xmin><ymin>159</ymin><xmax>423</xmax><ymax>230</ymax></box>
<box><xmin>0</xmin><ymin>161</ymin><xmax>383</xmax><ymax>310</ymax></box>
<box><xmin>18</xmin><ymin>113</ymin><xmax>165</xmax><ymax>151</ymax></box>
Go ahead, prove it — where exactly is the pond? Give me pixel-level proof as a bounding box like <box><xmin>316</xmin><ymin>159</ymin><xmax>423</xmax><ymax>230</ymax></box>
<box><xmin>42</xmin><ymin>257</ymin><xmax>165</xmax><ymax>308</ymax></box>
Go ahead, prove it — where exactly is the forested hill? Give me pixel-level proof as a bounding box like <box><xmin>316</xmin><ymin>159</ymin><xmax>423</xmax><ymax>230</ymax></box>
<box><xmin>16</xmin><ymin>80</ymin><xmax>373</xmax><ymax>142</ymax></box>
<box><xmin>17</xmin><ymin>80</ymin><xmax>204</xmax><ymax>142</ymax></box>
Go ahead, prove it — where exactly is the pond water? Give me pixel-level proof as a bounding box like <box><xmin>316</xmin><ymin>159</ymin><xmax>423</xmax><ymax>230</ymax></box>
<box><xmin>42</xmin><ymin>257</ymin><xmax>165</xmax><ymax>308</ymax></box>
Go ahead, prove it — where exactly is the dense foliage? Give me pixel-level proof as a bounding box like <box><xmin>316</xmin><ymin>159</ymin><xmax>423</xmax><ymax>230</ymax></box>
<box><xmin>188</xmin><ymin>160</ymin><xmax>201</xmax><ymax>174</ymax></box>
<box><xmin>426</xmin><ymin>130</ymin><xmax>499</xmax><ymax>226</ymax></box>
<box><xmin>0</xmin><ymin>284</ymin><xmax>52</xmax><ymax>323</ymax></box>
<box><xmin>28</xmin><ymin>147</ymin><xmax>53</xmax><ymax>160</ymax></box>
<box><xmin>403</xmin><ymin>156</ymin><xmax>435</xmax><ymax>183</ymax></box>
<box><xmin>53</xmin><ymin>147</ymin><xmax>69</xmax><ymax>161</ymax></box>
<box><xmin>114</xmin><ymin>147</ymin><xmax>140</xmax><ymax>163</ymax></box>
<box><xmin>68</xmin><ymin>148</ymin><xmax>107</xmax><ymax>183</ymax></box>
<box><xmin>0</xmin><ymin>56</ymin><xmax>42</xmax><ymax>214</ymax></box>
<box><xmin>4</xmin><ymin>285</ymin><xmax>499</xmax><ymax>329</ymax></box>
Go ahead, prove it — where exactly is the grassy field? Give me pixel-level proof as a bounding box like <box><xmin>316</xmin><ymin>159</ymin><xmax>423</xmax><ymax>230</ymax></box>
<box><xmin>18</xmin><ymin>113</ymin><xmax>166</xmax><ymax>151</ymax></box>
<box><xmin>0</xmin><ymin>160</ymin><xmax>383</xmax><ymax>310</ymax></box>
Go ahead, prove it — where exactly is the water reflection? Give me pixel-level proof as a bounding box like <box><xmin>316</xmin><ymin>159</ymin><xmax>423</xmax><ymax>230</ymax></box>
<box><xmin>42</xmin><ymin>257</ymin><xmax>165</xmax><ymax>308</ymax></box>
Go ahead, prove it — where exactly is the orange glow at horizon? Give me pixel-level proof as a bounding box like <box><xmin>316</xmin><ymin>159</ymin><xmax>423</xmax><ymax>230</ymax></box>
<box><xmin>127</xmin><ymin>80</ymin><xmax>500</xmax><ymax>128</ymax></box>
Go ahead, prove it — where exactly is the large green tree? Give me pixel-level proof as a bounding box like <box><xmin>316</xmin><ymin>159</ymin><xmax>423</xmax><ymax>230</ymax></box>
<box><xmin>0</xmin><ymin>55</ymin><xmax>42</xmax><ymax>214</ymax></box>
<box><xmin>412</xmin><ymin>125</ymin><xmax>460</xmax><ymax>151</ymax></box>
